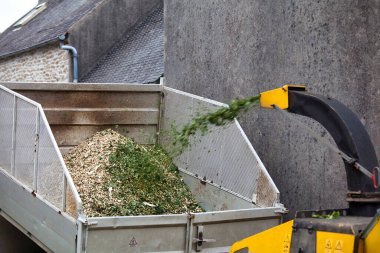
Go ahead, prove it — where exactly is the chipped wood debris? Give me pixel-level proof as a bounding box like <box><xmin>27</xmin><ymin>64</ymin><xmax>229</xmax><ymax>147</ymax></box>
<box><xmin>64</xmin><ymin>129</ymin><xmax>203</xmax><ymax>217</ymax></box>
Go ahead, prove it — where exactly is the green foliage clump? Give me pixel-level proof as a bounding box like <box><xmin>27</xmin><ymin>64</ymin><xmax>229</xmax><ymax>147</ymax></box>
<box><xmin>312</xmin><ymin>211</ymin><xmax>340</xmax><ymax>220</ymax></box>
<box><xmin>173</xmin><ymin>94</ymin><xmax>261</xmax><ymax>151</ymax></box>
<box><xmin>99</xmin><ymin>139</ymin><xmax>203</xmax><ymax>216</ymax></box>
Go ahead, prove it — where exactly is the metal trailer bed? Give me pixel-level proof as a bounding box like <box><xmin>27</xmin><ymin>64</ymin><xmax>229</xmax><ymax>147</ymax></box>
<box><xmin>0</xmin><ymin>83</ymin><xmax>284</xmax><ymax>253</ymax></box>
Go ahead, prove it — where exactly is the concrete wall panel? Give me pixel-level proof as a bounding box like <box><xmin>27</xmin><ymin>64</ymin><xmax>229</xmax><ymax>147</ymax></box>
<box><xmin>164</xmin><ymin>0</ymin><xmax>380</xmax><ymax>218</ymax></box>
<box><xmin>68</xmin><ymin>0</ymin><xmax>162</xmax><ymax>79</ymax></box>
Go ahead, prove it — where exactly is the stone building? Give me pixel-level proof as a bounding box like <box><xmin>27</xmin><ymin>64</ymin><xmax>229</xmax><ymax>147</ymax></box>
<box><xmin>0</xmin><ymin>0</ymin><xmax>163</xmax><ymax>83</ymax></box>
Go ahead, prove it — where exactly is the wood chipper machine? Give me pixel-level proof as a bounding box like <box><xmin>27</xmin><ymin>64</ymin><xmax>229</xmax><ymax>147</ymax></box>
<box><xmin>230</xmin><ymin>85</ymin><xmax>380</xmax><ymax>253</ymax></box>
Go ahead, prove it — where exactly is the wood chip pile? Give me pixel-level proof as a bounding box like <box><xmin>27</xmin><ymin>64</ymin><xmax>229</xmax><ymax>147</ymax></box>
<box><xmin>64</xmin><ymin>129</ymin><xmax>203</xmax><ymax>217</ymax></box>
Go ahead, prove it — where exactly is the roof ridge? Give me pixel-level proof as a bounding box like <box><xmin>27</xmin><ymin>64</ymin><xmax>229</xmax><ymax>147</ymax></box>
<box><xmin>0</xmin><ymin>0</ymin><xmax>104</xmax><ymax>58</ymax></box>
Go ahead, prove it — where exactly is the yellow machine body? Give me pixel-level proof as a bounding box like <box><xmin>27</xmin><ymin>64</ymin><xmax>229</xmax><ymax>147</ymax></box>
<box><xmin>229</xmin><ymin>220</ymin><xmax>294</xmax><ymax>253</ymax></box>
<box><xmin>316</xmin><ymin>231</ymin><xmax>355</xmax><ymax>253</ymax></box>
<box><xmin>229</xmin><ymin>214</ymin><xmax>380</xmax><ymax>253</ymax></box>
<box><xmin>362</xmin><ymin>213</ymin><xmax>380</xmax><ymax>253</ymax></box>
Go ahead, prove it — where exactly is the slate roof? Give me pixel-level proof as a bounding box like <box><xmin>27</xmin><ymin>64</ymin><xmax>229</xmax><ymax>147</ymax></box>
<box><xmin>80</xmin><ymin>6</ymin><xmax>164</xmax><ymax>84</ymax></box>
<box><xmin>0</xmin><ymin>0</ymin><xmax>104</xmax><ymax>58</ymax></box>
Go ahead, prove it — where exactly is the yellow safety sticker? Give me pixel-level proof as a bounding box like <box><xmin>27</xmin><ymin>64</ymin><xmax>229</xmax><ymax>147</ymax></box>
<box><xmin>324</xmin><ymin>239</ymin><xmax>332</xmax><ymax>253</ymax></box>
<box><xmin>282</xmin><ymin>233</ymin><xmax>291</xmax><ymax>253</ymax></box>
<box><xmin>335</xmin><ymin>240</ymin><xmax>343</xmax><ymax>252</ymax></box>
<box><xmin>317</xmin><ymin>232</ymin><xmax>354</xmax><ymax>253</ymax></box>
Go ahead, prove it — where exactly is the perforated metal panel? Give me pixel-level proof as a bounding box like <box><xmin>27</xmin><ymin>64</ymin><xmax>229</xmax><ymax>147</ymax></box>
<box><xmin>0</xmin><ymin>85</ymin><xmax>81</xmax><ymax>215</ymax></box>
<box><xmin>14</xmin><ymin>99</ymin><xmax>36</xmax><ymax>188</ymax></box>
<box><xmin>160</xmin><ymin>87</ymin><xmax>280</xmax><ymax>207</ymax></box>
<box><xmin>38</xmin><ymin>115</ymin><xmax>64</xmax><ymax>210</ymax></box>
<box><xmin>0</xmin><ymin>91</ymin><xmax>13</xmax><ymax>173</ymax></box>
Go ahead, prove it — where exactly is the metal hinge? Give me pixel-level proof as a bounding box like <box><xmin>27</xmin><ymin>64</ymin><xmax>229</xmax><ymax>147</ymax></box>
<box><xmin>275</xmin><ymin>208</ymin><xmax>289</xmax><ymax>214</ymax></box>
<box><xmin>87</xmin><ymin>221</ymin><xmax>98</xmax><ymax>227</ymax></box>
<box><xmin>192</xmin><ymin>225</ymin><xmax>216</xmax><ymax>252</ymax></box>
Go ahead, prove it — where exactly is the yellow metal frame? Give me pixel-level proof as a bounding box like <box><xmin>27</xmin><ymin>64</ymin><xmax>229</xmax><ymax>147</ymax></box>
<box><xmin>229</xmin><ymin>218</ymin><xmax>380</xmax><ymax>253</ymax></box>
<box><xmin>316</xmin><ymin>231</ymin><xmax>355</xmax><ymax>253</ymax></box>
<box><xmin>229</xmin><ymin>220</ymin><xmax>294</xmax><ymax>253</ymax></box>
<box><xmin>260</xmin><ymin>85</ymin><xmax>306</xmax><ymax>109</ymax></box>
<box><xmin>363</xmin><ymin>213</ymin><xmax>380</xmax><ymax>253</ymax></box>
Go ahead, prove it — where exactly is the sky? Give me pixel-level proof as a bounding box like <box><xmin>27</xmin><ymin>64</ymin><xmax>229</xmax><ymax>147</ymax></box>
<box><xmin>0</xmin><ymin>0</ymin><xmax>38</xmax><ymax>32</ymax></box>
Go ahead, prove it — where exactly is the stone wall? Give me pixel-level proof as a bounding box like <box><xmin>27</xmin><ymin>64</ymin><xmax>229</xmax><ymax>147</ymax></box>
<box><xmin>0</xmin><ymin>43</ymin><xmax>71</xmax><ymax>82</ymax></box>
<box><xmin>164</xmin><ymin>0</ymin><xmax>380</xmax><ymax>219</ymax></box>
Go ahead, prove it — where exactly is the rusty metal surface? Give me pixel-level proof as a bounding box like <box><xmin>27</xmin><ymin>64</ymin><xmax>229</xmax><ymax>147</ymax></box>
<box><xmin>6</xmin><ymin>83</ymin><xmax>162</xmax><ymax>150</ymax></box>
<box><xmin>52</xmin><ymin>125</ymin><xmax>157</xmax><ymax>146</ymax></box>
<box><xmin>256</xmin><ymin>170</ymin><xmax>279</xmax><ymax>207</ymax></box>
<box><xmin>347</xmin><ymin>191</ymin><xmax>380</xmax><ymax>203</ymax></box>
<box><xmin>16</xmin><ymin>90</ymin><xmax>161</xmax><ymax>108</ymax></box>
<box><xmin>44</xmin><ymin>108</ymin><xmax>159</xmax><ymax>125</ymax></box>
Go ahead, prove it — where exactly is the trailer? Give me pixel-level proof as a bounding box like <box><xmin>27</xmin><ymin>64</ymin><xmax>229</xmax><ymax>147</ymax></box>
<box><xmin>0</xmin><ymin>82</ymin><xmax>285</xmax><ymax>253</ymax></box>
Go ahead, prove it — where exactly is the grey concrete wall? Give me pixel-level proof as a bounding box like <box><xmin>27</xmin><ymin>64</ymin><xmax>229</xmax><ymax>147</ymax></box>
<box><xmin>68</xmin><ymin>0</ymin><xmax>162</xmax><ymax>79</ymax></box>
<box><xmin>164</xmin><ymin>0</ymin><xmax>380</xmax><ymax>219</ymax></box>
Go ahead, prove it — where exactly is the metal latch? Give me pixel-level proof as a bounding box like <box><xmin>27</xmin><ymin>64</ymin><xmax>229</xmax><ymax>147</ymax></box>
<box><xmin>192</xmin><ymin>226</ymin><xmax>216</xmax><ymax>252</ymax></box>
